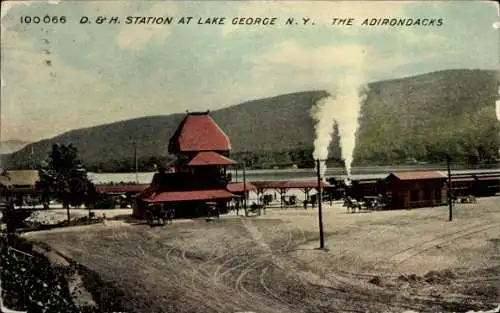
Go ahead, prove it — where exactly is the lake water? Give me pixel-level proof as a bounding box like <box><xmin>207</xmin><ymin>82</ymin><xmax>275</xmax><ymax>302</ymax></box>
<box><xmin>88</xmin><ymin>166</ymin><xmax>500</xmax><ymax>185</ymax></box>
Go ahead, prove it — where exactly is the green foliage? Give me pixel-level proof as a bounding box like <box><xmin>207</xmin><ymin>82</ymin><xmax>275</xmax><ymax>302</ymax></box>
<box><xmin>1</xmin><ymin>205</ymin><xmax>34</xmax><ymax>231</ymax></box>
<box><xmin>0</xmin><ymin>235</ymin><xmax>98</xmax><ymax>313</ymax></box>
<box><xmin>5</xmin><ymin>69</ymin><xmax>499</xmax><ymax>170</ymax></box>
<box><xmin>37</xmin><ymin>144</ymin><xmax>95</xmax><ymax>209</ymax></box>
<box><xmin>353</xmin><ymin>69</ymin><xmax>499</xmax><ymax>165</ymax></box>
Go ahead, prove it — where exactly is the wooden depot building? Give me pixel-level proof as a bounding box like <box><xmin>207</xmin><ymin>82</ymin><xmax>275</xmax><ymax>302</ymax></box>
<box><xmin>384</xmin><ymin>171</ymin><xmax>448</xmax><ymax>210</ymax></box>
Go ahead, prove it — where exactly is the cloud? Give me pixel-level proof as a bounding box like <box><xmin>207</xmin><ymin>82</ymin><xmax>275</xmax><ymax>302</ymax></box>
<box><xmin>115</xmin><ymin>2</ymin><xmax>179</xmax><ymax>51</ymax></box>
<box><xmin>250</xmin><ymin>40</ymin><xmax>367</xmax><ymax>94</ymax></box>
<box><xmin>221</xmin><ymin>1</ymin><xmax>409</xmax><ymax>36</ymax></box>
<box><xmin>254</xmin><ymin>40</ymin><xmax>368</xmax><ymax>71</ymax></box>
<box><xmin>250</xmin><ymin>39</ymin><xmax>443</xmax><ymax>93</ymax></box>
<box><xmin>403</xmin><ymin>31</ymin><xmax>445</xmax><ymax>45</ymax></box>
<box><xmin>252</xmin><ymin>40</ymin><xmax>412</xmax><ymax>77</ymax></box>
<box><xmin>1</xmin><ymin>28</ymin><xmax>110</xmax><ymax>140</ymax></box>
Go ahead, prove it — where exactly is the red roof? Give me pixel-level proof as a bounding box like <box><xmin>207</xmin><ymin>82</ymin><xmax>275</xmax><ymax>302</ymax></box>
<box><xmin>388</xmin><ymin>171</ymin><xmax>446</xmax><ymax>181</ymax></box>
<box><xmin>169</xmin><ymin>112</ymin><xmax>231</xmax><ymax>153</ymax></box>
<box><xmin>226</xmin><ymin>182</ymin><xmax>257</xmax><ymax>193</ymax></box>
<box><xmin>251</xmin><ymin>180</ymin><xmax>329</xmax><ymax>190</ymax></box>
<box><xmin>145</xmin><ymin>189</ymin><xmax>238</xmax><ymax>203</ymax></box>
<box><xmin>136</xmin><ymin>186</ymin><xmax>155</xmax><ymax>199</ymax></box>
<box><xmin>188</xmin><ymin>151</ymin><xmax>236</xmax><ymax>166</ymax></box>
<box><xmin>96</xmin><ymin>184</ymin><xmax>149</xmax><ymax>194</ymax></box>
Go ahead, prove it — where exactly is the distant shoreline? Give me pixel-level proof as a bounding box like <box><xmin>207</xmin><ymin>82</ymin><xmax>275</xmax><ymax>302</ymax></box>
<box><xmin>89</xmin><ymin>163</ymin><xmax>500</xmax><ymax>174</ymax></box>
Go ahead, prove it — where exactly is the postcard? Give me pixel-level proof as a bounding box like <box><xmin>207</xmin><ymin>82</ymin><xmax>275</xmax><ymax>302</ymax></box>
<box><xmin>0</xmin><ymin>1</ymin><xmax>499</xmax><ymax>313</ymax></box>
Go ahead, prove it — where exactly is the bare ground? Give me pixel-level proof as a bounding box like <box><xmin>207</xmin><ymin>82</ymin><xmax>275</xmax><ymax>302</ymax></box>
<box><xmin>24</xmin><ymin>197</ymin><xmax>500</xmax><ymax>313</ymax></box>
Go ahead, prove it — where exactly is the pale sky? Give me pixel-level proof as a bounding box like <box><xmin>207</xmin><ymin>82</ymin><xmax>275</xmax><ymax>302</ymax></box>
<box><xmin>1</xmin><ymin>0</ymin><xmax>498</xmax><ymax>142</ymax></box>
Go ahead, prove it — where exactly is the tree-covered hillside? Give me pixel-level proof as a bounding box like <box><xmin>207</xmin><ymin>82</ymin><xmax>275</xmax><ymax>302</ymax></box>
<box><xmin>355</xmin><ymin>69</ymin><xmax>499</xmax><ymax>165</ymax></box>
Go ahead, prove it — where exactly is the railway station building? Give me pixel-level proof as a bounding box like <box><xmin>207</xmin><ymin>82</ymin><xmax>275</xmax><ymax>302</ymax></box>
<box><xmin>133</xmin><ymin>111</ymin><xmax>240</xmax><ymax>218</ymax></box>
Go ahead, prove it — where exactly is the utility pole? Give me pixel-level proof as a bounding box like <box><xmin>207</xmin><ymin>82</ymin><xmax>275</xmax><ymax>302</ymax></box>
<box><xmin>243</xmin><ymin>164</ymin><xmax>247</xmax><ymax>216</ymax></box>
<box><xmin>30</xmin><ymin>145</ymin><xmax>34</xmax><ymax>169</ymax></box>
<box><xmin>316</xmin><ymin>159</ymin><xmax>325</xmax><ymax>249</ymax></box>
<box><xmin>446</xmin><ymin>154</ymin><xmax>453</xmax><ymax>221</ymax></box>
<box><xmin>133</xmin><ymin>142</ymin><xmax>139</xmax><ymax>183</ymax></box>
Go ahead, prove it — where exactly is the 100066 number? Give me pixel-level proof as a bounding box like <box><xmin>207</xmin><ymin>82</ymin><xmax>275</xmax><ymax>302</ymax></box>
<box><xmin>20</xmin><ymin>15</ymin><xmax>67</xmax><ymax>24</ymax></box>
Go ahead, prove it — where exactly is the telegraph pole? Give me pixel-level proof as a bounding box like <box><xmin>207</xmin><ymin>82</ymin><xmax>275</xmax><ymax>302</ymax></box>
<box><xmin>133</xmin><ymin>142</ymin><xmax>139</xmax><ymax>183</ymax></box>
<box><xmin>446</xmin><ymin>154</ymin><xmax>453</xmax><ymax>221</ymax></box>
<box><xmin>243</xmin><ymin>164</ymin><xmax>247</xmax><ymax>216</ymax></box>
<box><xmin>316</xmin><ymin>159</ymin><xmax>325</xmax><ymax>249</ymax></box>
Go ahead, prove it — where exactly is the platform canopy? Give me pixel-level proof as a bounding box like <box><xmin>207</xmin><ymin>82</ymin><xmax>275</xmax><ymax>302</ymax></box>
<box><xmin>144</xmin><ymin>189</ymin><xmax>238</xmax><ymax>203</ymax></box>
<box><xmin>226</xmin><ymin>182</ymin><xmax>257</xmax><ymax>193</ymax></box>
<box><xmin>251</xmin><ymin>180</ymin><xmax>330</xmax><ymax>190</ymax></box>
<box><xmin>187</xmin><ymin>151</ymin><xmax>236</xmax><ymax>166</ymax></box>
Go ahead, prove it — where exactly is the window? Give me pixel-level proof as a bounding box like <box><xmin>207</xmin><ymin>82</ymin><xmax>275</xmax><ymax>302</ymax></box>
<box><xmin>410</xmin><ymin>190</ymin><xmax>419</xmax><ymax>202</ymax></box>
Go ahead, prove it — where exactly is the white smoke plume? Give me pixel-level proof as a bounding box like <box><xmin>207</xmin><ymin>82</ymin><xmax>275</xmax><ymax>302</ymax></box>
<box><xmin>310</xmin><ymin>97</ymin><xmax>337</xmax><ymax>180</ymax></box>
<box><xmin>310</xmin><ymin>75</ymin><xmax>367</xmax><ymax>182</ymax></box>
<box><xmin>336</xmin><ymin>75</ymin><xmax>368</xmax><ymax>179</ymax></box>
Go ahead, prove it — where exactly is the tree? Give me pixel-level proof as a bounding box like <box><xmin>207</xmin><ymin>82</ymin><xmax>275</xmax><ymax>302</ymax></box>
<box><xmin>38</xmin><ymin>144</ymin><xmax>95</xmax><ymax>222</ymax></box>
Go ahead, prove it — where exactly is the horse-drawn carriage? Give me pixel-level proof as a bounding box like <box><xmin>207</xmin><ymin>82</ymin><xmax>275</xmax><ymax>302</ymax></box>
<box><xmin>204</xmin><ymin>202</ymin><xmax>219</xmax><ymax>221</ymax></box>
<box><xmin>453</xmin><ymin>195</ymin><xmax>477</xmax><ymax>204</ymax></box>
<box><xmin>282</xmin><ymin>195</ymin><xmax>297</xmax><ymax>207</ymax></box>
<box><xmin>343</xmin><ymin>197</ymin><xmax>362</xmax><ymax>213</ymax></box>
<box><xmin>145</xmin><ymin>204</ymin><xmax>175</xmax><ymax>226</ymax></box>
<box><xmin>343</xmin><ymin>195</ymin><xmax>387</xmax><ymax>213</ymax></box>
<box><xmin>261</xmin><ymin>194</ymin><xmax>273</xmax><ymax>206</ymax></box>
<box><xmin>247</xmin><ymin>202</ymin><xmax>265</xmax><ymax>216</ymax></box>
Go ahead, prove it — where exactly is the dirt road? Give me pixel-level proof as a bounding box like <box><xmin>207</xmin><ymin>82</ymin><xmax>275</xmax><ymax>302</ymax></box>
<box><xmin>25</xmin><ymin>197</ymin><xmax>500</xmax><ymax>313</ymax></box>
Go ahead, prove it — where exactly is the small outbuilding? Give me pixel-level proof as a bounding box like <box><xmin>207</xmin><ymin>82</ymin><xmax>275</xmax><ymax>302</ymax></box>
<box><xmin>385</xmin><ymin>171</ymin><xmax>447</xmax><ymax>210</ymax></box>
<box><xmin>0</xmin><ymin>170</ymin><xmax>41</xmax><ymax>206</ymax></box>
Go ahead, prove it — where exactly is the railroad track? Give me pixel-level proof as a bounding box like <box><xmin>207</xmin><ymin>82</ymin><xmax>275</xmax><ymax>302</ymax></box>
<box><xmin>299</xmin><ymin>221</ymin><xmax>499</xmax><ymax>284</ymax></box>
<box><xmin>389</xmin><ymin>221</ymin><xmax>500</xmax><ymax>265</ymax></box>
